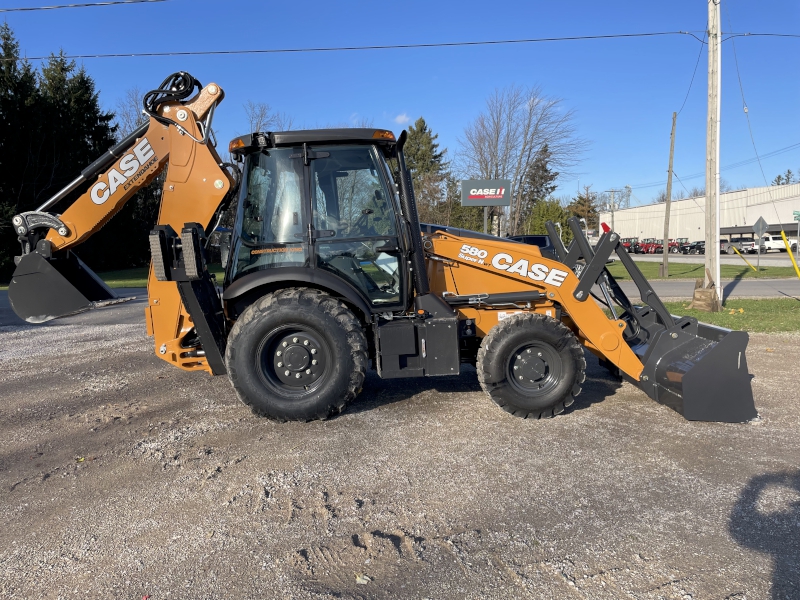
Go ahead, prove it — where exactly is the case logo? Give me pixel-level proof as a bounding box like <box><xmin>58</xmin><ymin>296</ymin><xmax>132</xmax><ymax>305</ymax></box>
<box><xmin>456</xmin><ymin>244</ymin><xmax>569</xmax><ymax>287</ymax></box>
<box><xmin>491</xmin><ymin>252</ymin><xmax>569</xmax><ymax>287</ymax></box>
<box><xmin>90</xmin><ymin>138</ymin><xmax>157</xmax><ymax>205</ymax></box>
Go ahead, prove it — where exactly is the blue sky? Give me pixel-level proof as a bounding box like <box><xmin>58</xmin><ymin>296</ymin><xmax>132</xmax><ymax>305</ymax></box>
<box><xmin>4</xmin><ymin>0</ymin><xmax>799</xmax><ymax>204</ymax></box>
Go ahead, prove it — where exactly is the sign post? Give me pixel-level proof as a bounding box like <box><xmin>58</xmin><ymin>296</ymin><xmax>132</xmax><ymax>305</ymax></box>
<box><xmin>753</xmin><ymin>216</ymin><xmax>768</xmax><ymax>273</ymax></box>
<box><xmin>461</xmin><ymin>179</ymin><xmax>512</xmax><ymax>236</ymax></box>
<box><xmin>794</xmin><ymin>211</ymin><xmax>800</xmax><ymax>261</ymax></box>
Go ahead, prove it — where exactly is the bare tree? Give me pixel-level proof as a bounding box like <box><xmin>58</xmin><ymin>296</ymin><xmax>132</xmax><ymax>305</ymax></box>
<box><xmin>457</xmin><ymin>84</ymin><xmax>586</xmax><ymax>235</ymax></box>
<box><xmin>114</xmin><ymin>86</ymin><xmax>147</xmax><ymax>139</ymax></box>
<box><xmin>243</xmin><ymin>100</ymin><xmax>294</xmax><ymax>132</ymax></box>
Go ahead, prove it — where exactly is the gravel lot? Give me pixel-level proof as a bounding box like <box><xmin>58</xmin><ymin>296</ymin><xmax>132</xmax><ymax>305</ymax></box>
<box><xmin>0</xmin><ymin>296</ymin><xmax>798</xmax><ymax>599</ymax></box>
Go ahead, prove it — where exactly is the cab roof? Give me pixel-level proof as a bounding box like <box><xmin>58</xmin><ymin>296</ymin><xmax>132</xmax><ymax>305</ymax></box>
<box><xmin>229</xmin><ymin>128</ymin><xmax>396</xmax><ymax>156</ymax></box>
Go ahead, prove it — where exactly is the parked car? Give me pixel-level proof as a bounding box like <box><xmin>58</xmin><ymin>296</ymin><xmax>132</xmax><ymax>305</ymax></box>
<box><xmin>759</xmin><ymin>233</ymin><xmax>798</xmax><ymax>253</ymax></box>
<box><xmin>682</xmin><ymin>240</ymin><xmax>705</xmax><ymax>254</ymax></box>
<box><xmin>648</xmin><ymin>239</ymin><xmax>665</xmax><ymax>254</ymax></box>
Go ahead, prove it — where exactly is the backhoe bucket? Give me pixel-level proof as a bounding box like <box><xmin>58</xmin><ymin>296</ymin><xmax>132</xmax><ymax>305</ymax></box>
<box><xmin>8</xmin><ymin>250</ymin><xmax>117</xmax><ymax>323</ymax></box>
<box><xmin>636</xmin><ymin>320</ymin><xmax>757</xmax><ymax>423</ymax></box>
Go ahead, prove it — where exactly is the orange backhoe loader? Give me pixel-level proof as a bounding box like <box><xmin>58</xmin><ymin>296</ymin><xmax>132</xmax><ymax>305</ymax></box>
<box><xmin>7</xmin><ymin>72</ymin><xmax>757</xmax><ymax>423</ymax></box>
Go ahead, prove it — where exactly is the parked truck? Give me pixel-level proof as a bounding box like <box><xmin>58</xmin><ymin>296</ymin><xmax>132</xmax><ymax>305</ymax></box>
<box><xmin>759</xmin><ymin>234</ymin><xmax>798</xmax><ymax>253</ymax></box>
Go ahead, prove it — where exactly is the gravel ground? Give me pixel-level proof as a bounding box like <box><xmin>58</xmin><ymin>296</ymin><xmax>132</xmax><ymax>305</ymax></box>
<box><xmin>0</xmin><ymin>298</ymin><xmax>798</xmax><ymax>599</ymax></box>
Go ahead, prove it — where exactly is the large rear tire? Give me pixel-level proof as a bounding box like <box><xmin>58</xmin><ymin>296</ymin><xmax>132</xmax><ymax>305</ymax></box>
<box><xmin>477</xmin><ymin>313</ymin><xmax>586</xmax><ymax>419</ymax></box>
<box><xmin>225</xmin><ymin>288</ymin><xmax>367</xmax><ymax>421</ymax></box>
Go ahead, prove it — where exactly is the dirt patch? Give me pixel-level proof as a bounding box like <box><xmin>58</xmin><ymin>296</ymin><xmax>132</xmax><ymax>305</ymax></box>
<box><xmin>1</xmin><ymin>305</ymin><xmax>798</xmax><ymax>599</ymax></box>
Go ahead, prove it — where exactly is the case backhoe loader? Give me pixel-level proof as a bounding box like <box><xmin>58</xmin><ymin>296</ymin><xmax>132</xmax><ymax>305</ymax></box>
<box><xmin>7</xmin><ymin>72</ymin><xmax>756</xmax><ymax>423</ymax></box>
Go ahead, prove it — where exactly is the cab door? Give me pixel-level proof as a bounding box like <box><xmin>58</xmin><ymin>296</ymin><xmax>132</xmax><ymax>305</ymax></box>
<box><xmin>307</xmin><ymin>144</ymin><xmax>408</xmax><ymax>311</ymax></box>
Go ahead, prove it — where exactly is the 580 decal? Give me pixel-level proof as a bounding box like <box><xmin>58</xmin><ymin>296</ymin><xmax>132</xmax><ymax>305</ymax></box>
<box><xmin>456</xmin><ymin>244</ymin><xmax>570</xmax><ymax>287</ymax></box>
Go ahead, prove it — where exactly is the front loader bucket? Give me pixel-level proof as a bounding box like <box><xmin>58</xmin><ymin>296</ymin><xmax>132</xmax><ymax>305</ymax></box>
<box><xmin>8</xmin><ymin>250</ymin><xmax>117</xmax><ymax>323</ymax></box>
<box><xmin>636</xmin><ymin>320</ymin><xmax>757</xmax><ymax>423</ymax></box>
<box><xmin>546</xmin><ymin>218</ymin><xmax>757</xmax><ymax>423</ymax></box>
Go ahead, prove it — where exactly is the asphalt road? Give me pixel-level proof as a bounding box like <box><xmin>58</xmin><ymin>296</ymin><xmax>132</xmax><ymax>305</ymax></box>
<box><xmin>1</xmin><ymin>289</ymin><xmax>798</xmax><ymax>598</ymax></box>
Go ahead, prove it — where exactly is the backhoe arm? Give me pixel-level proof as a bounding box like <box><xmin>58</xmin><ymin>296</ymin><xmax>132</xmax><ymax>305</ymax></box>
<box><xmin>9</xmin><ymin>73</ymin><xmax>234</xmax><ymax>375</ymax></box>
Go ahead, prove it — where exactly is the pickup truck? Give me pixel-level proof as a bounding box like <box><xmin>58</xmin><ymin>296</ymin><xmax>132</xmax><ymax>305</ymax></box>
<box><xmin>721</xmin><ymin>236</ymin><xmax>757</xmax><ymax>255</ymax></box>
<box><xmin>759</xmin><ymin>234</ymin><xmax>798</xmax><ymax>253</ymax></box>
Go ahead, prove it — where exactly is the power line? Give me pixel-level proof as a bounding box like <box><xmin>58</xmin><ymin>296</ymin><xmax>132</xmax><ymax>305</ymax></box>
<box><xmin>6</xmin><ymin>31</ymin><xmax>698</xmax><ymax>61</ymax></box>
<box><xmin>628</xmin><ymin>141</ymin><xmax>800</xmax><ymax>190</ymax></box>
<box><xmin>677</xmin><ymin>27</ymin><xmax>706</xmax><ymax>115</ymax></box>
<box><xmin>725</xmin><ymin>4</ymin><xmax>784</xmax><ymax>227</ymax></box>
<box><xmin>0</xmin><ymin>0</ymin><xmax>167</xmax><ymax>11</ymax></box>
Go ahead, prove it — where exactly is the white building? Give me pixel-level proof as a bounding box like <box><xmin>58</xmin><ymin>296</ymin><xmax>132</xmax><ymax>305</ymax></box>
<box><xmin>598</xmin><ymin>183</ymin><xmax>800</xmax><ymax>240</ymax></box>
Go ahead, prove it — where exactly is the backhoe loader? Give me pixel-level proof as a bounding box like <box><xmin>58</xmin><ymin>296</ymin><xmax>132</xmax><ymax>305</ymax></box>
<box><xmin>7</xmin><ymin>72</ymin><xmax>757</xmax><ymax>423</ymax></box>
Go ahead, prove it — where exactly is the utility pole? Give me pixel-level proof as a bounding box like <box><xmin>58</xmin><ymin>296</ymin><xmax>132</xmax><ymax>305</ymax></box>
<box><xmin>703</xmin><ymin>0</ymin><xmax>722</xmax><ymax>310</ymax></box>
<box><xmin>609</xmin><ymin>189</ymin><xmax>615</xmax><ymax>231</ymax></box>
<box><xmin>660</xmin><ymin>112</ymin><xmax>677</xmax><ymax>278</ymax></box>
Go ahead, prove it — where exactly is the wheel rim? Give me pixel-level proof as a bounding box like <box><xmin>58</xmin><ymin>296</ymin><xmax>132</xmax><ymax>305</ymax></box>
<box><xmin>256</xmin><ymin>324</ymin><xmax>330</xmax><ymax>397</ymax></box>
<box><xmin>506</xmin><ymin>342</ymin><xmax>562</xmax><ymax>396</ymax></box>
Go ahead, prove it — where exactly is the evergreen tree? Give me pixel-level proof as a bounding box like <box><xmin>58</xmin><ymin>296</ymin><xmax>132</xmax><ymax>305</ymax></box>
<box><xmin>513</xmin><ymin>144</ymin><xmax>559</xmax><ymax>234</ymax></box>
<box><xmin>402</xmin><ymin>117</ymin><xmax>449</xmax><ymax>225</ymax></box>
<box><xmin>523</xmin><ymin>198</ymin><xmax>573</xmax><ymax>243</ymax></box>
<box><xmin>567</xmin><ymin>185</ymin><xmax>599</xmax><ymax>230</ymax></box>
<box><xmin>0</xmin><ymin>26</ymin><xmax>119</xmax><ymax>277</ymax></box>
<box><xmin>404</xmin><ymin>117</ymin><xmax>447</xmax><ymax>181</ymax></box>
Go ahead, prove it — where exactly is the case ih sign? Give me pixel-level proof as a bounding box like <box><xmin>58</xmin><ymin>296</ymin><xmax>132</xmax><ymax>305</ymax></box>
<box><xmin>461</xmin><ymin>179</ymin><xmax>512</xmax><ymax>206</ymax></box>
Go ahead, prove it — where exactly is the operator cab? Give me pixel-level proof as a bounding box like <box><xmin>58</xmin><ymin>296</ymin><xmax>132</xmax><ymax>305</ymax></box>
<box><xmin>226</xmin><ymin>129</ymin><xmax>408</xmax><ymax>315</ymax></box>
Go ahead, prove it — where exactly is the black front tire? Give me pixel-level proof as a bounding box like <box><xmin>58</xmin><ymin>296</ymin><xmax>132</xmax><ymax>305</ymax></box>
<box><xmin>225</xmin><ymin>288</ymin><xmax>367</xmax><ymax>421</ymax></box>
<box><xmin>477</xmin><ymin>313</ymin><xmax>586</xmax><ymax>419</ymax></box>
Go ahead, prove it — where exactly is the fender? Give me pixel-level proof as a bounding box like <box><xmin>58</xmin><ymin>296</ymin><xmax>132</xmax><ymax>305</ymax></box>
<box><xmin>223</xmin><ymin>267</ymin><xmax>374</xmax><ymax>322</ymax></box>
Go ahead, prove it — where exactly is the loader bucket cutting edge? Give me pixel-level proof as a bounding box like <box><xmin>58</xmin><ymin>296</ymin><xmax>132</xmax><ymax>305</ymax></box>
<box><xmin>636</xmin><ymin>321</ymin><xmax>757</xmax><ymax>423</ymax></box>
<box><xmin>8</xmin><ymin>250</ymin><xmax>117</xmax><ymax>323</ymax></box>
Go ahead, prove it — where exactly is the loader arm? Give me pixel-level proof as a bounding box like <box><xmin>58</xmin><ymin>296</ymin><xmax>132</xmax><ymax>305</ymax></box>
<box><xmin>8</xmin><ymin>73</ymin><xmax>234</xmax><ymax>375</ymax></box>
<box><xmin>423</xmin><ymin>222</ymin><xmax>757</xmax><ymax>423</ymax></box>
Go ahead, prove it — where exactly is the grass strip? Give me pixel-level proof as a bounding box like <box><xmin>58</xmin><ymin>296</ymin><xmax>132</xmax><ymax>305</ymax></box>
<box><xmin>657</xmin><ymin>298</ymin><xmax>800</xmax><ymax>333</ymax></box>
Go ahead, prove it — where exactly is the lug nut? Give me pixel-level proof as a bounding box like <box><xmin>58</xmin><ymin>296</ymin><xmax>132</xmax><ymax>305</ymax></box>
<box><xmin>295</xmin><ymin>373</ymin><xmax>301</xmax><ymax>379</ymax></box>
<box><xmin>527</xmin><ymin>349</ymin><xmax>531</xmax><ymax>354</ymax></box>
<box><xmin>305</xmin><ymin>369</ymin><xmax>311</xmax><ymax>374</ymax></box>
<box><xmin>311</xmin><ymin>349</ymin><xmax>317</xmax><ymax>354</ymax></box>
<box><xmin>517</xmin><ymin>355</ymin><xmax>522</xmax><ymax>359</ymax></box>
<box><xmin>282</xmin><ymin>342</ymin><xmax>287</xmax><ymax>347</ymax></box>
<box><xmin>293</xmin><ymin>337</ymin><xmax>298</xmax><ymax>343</ymax></box>
<box><xmin>303</xmin><ymin>340</ymin><xmax>309</xmax><ymax>345</ymax></box>
<box><xmin>538</xmin><ymin>352</ymin><xmax>542</xmax><ymax>357</ymax></box>
<box><xmin>514</xmin><ymin>366</ymin><xmax>519</xmax><ymax>370</ymax></box>
<box><xmin>276</xmin><ymin>350</ymin><xmax>282</xmax><ymax>356</ymax></box>
<box><xmin>519</xmin><ymin>376</ymin><xmax>524</xmax><ymax>380</ymax></box>
<box><xmin>277</xmin><ymin>362</ymin><xmax>283</xmax><ymax>367</ymax></box>
<box><xmin>311</xmin><ymin>359</ymin><xmax>317</xmax><ymax>365</ymax></box>
<box><xmin>284</xmin><ymin>370</ymin><xmax>290</xmax><ymax>376</ymax></box>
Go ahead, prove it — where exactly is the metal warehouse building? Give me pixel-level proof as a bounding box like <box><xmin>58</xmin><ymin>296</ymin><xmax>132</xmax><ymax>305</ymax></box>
<box><xmin>598</xmin><ymin>183</ymin><xmax>800</xmax><ymax>241</ymax></box>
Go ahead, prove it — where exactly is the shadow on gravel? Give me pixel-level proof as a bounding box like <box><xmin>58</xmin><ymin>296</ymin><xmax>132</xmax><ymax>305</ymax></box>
<box><xmin>348</xmin><ymin>351</ymin><xmax>624</xmax><ymax>417</ymax></box>
<box><xmin>729</xmin><ymin>470</ymin><xmax>800</xmax><ymax>600</ymax></box>
<box><xmin>347</xmin><ymin>368</ymin><xmax>483</xmax><ymax>415</ymax></box>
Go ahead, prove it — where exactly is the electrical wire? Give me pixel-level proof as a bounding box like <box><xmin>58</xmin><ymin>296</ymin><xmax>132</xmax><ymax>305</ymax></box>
<box><xmin>0</xmin><ymin>0</ymin><xmax>167</xmax><ymax>11</ymax></box>
<box><xmin>677</xmin><ymin>27</ymin><xmax>706</xmax><ymax>116</ymax></box>
<box><xmin>4</xmin><ymin>31</ymin><xmax>698</xmax><ymax>61</ymax></box>
<box><xmin>628</xmin><ymin>141</ymin><xmax>800</xmax><ymax>190</ymax></box>
<box><xmin>724</xmin><ymin>4</ymin><xmax>784</xmax><ymax>227</ymax></box>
